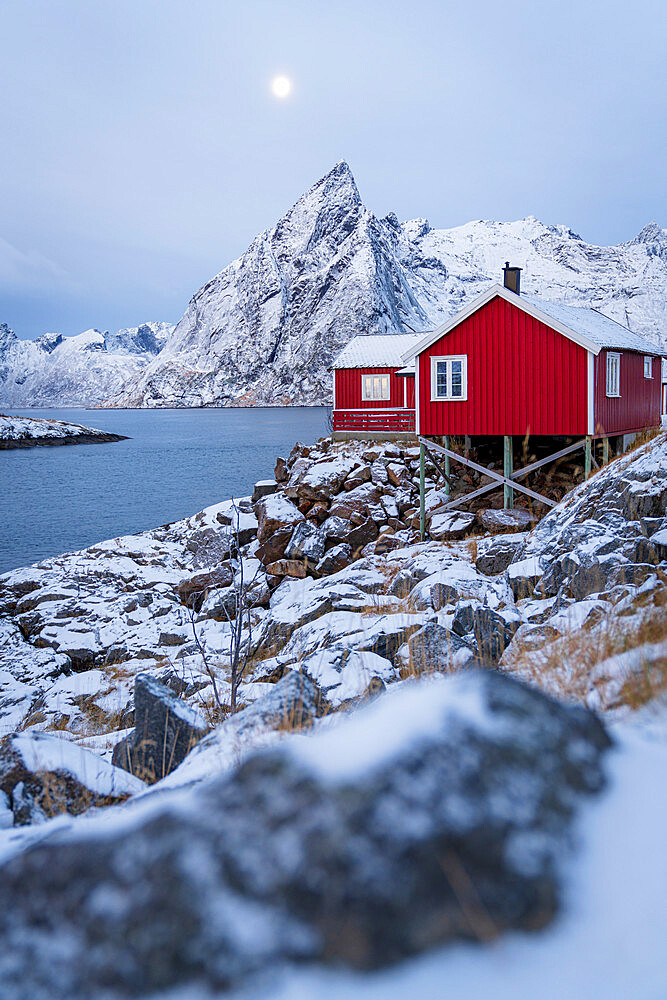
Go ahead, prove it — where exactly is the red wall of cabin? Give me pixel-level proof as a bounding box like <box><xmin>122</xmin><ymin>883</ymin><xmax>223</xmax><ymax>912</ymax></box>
<box><xmin>594</xmin><ymin>351</ymin><xmax>661</xmax><ymax>434</ymax></box>
<box><xmin>418</xmin><ymin>297</ymin><xmax>589</xmax><ymax>436</ymax></box>
<box><xmin>334</xmin><ymin>367</ymin><xmax>412</xmax><ymax>409</ymax></box>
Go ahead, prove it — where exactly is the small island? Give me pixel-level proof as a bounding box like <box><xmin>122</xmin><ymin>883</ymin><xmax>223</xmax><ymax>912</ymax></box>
<box><xmin>0</xmin><ymin>413</ymin><xmax>128</xmax><ymax>449</ymax></box>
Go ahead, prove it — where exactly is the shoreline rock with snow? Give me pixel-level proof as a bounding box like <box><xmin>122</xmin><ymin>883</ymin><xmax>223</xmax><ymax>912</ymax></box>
<box><xmin>0</xmin><ymin>413</ymin><xmax>128</xmax><ymax>449</ymax></box>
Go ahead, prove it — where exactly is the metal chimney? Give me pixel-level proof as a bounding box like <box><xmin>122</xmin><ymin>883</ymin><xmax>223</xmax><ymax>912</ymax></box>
<box><xmin>503</xmin><ymin>261</ymin><xmax>522</xmax><ymax>295</ymax></box>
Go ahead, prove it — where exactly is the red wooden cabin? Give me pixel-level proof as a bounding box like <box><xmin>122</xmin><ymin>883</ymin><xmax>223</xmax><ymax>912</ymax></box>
<box><xmin>331</xmin><ymin>334</ymin><xmax>420</xmax><ymax>439</ymax></box>
<box><xmin>406</xmin><ymin>280</ymin><xmax>662</xmax><ymax>441</ymax></box>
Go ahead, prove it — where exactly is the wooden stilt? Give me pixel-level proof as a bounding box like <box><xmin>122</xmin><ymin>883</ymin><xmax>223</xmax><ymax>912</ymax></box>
<box><xmin>584</xmin><ymin>436</ymin><xmax>592</xmax><ymax>480</ymax></box>
<box><xmin>503</xmin><ymin>435</ymin><xmax>514</xmax><ymax>509</ymax></box>
<box><xmin>443</xmin><ymin>434</ymin><xmax>450</xmax><ymax>495</ymax></box>
<box><xmin>419</xmin><ymin>442</ymin><xmax>426</xmax><ymax>540</ymax></box>
<box><xmin>602</xmin><ymin>437</ymin><xmax>610</xmax><ymax>465</ymax></box>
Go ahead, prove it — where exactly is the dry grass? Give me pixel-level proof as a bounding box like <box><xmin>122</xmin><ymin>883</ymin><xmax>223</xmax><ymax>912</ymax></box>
<box><xmin>503</xmin><ymin>581</ymin><xmax>667</xmax><ymax>710</ymax></box>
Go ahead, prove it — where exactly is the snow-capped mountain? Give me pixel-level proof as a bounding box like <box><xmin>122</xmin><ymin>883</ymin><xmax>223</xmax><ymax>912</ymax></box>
<box><xmin>0</xmin><ymin>322</ymin><xmax>172</xmax><ymax>407</ymax></box>
<box><xmin>113</xmin><ymin>162</ymin><xmax>667</xmax><ymax>408</ymax></box>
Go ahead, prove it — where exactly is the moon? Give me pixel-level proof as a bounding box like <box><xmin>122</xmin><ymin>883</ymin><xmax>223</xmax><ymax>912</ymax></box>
<box><xmin>271</xmin><ymin>75</ymin><xmax>292</xmax><ymax>99</ymax></box>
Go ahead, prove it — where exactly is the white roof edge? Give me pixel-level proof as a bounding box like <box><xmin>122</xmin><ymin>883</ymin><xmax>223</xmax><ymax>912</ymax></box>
<box><xmin>404</xmin><ymin>285</ymin><xmax>605</xmax><ymax>359</ymax></box>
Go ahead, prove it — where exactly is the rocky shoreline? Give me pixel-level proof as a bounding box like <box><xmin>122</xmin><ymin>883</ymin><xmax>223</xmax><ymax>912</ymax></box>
<box><xmin>0</xmin><ymin>413</ymin><xmax>128</xmax><ymax>449</ymax></box>
<box><xmin>0</xmin><ymin>430</ymin><xmax>665</xmax><ymax>999</ymax></box>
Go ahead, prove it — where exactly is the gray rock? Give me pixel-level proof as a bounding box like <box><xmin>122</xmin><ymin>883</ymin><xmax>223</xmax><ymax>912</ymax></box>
<box><xmin>251</xmin><ymin>480</ymin><xmax>278</xmax><ymax>503</ymax></box>
<box><xmin>315</xmin><ymin>543</ymin><xmax>353</xmax><ymax>577</ymax></box>
<box><xmin>0</xmin><ymin>731</ymin><xmax>144</xmax><ymax>825</ymax></box>
<box><xmin>284</xmin><ymin>521</ymin><xmax>326</xmax><ymax>563</ymax></box>
<box><xmin>476</xmin><ymin>534</ymin><xmax>525</xmax><ymax>576</ymax></box>
<box><xmin>478</xmin><ymin>508</ymin><xmax>535</xmax><ymax>533</ymax></box>
<box><xmin>112</xmin><ymin>674</ymin><xmax>208</xmax><ymax>783</ymax></box>
<box><xmin>452</xmin><ymin>603</ymin><xmax>520</xmax><ymax>662</ymax></box>
<box><xmin>429</xmin><ymin>510</ymin><xmax>476</xmax><ymax>540</ymax></box>
<box><xmin>397</xmin><ymin>622</ymin><xmax>476</xmax><ymax>675</ymax></box>
<box><xmin>0</xmin><ymin>672</ymin><xmax>611</xmax><ymax>999</ymax></box>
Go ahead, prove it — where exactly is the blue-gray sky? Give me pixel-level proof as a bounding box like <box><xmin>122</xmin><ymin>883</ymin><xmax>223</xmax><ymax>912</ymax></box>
<box><xmin>1</xmin><ymin>0</ymin><xmax>665</xmax><ymax>339</ymax></box>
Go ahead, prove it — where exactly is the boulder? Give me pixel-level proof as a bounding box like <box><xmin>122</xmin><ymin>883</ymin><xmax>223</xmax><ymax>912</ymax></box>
<box><xmin>396</xmin><ymin>622</ymin><xmax>476</xmax><ymax>676</ymax></box>
<box><xmin>315</xmin><ymin>543</ymin><xmax>353</xmax><ymax>577</ymax></box>
<box><xmin>343</xmin><ymin>464</ymin><xmax>371</xmax><ymax>489</ymax></box>
<box><xmin>251</xmin><ymin>480</ymin><xmax>278</xmax><ymax>503</ymax></box>
<box><xmin>429</xmin><ymin>510</ymin><xmax>476</xmax><ymax>540</ymax></box>
<box><xmin>284</xmin><ymin>521</ymin><xmax>326</xmax><ymax>563</ymax></box>
<box><xmin>346</xmin><ymin>516</ymin><xmax>379</xmax><ymax>552</ymax></box>
<box><xmin>254</xmin><ymin>493</ymin><xmax>304</xmax><ymax>543</ymax></box>
<box><xmin>475</xmin><ymin>534</ymin><xmax>525</xmax><ymax>576</ymax></box>
<box><xmin>177</xmin><ymin>564</ymin><xmax>234</xmax><ymax>609</ymax></box>
<box><xmin>328</xmin><ymin>482</ymin><xmax>382</xmax><ymax>521</ymax></box>
<box><xmin>452</xmin><ymin>602</ymin><xmax>521</xmax><ymax>661</ymax></box>
<box><xmin>292</xmin><ymin>456</ymin><xmax>361</xmax><ymax>502</ymax></box>
<box><xmin>0</xmin><ymin>731</ymin><xmax>144</xmax><ymax>825</ymax></box>
<box><xmin>507</xmin><ymin>556</ymin><xmax>544</xmax><ymax>600</ymax></box>
<box><xmin>0</xmin><ymin>672</ymin><xmax>612</xmax><ymax>999</ymax></box>
<box><xmin>264</xmin><ymin>559</ymin><xmax>309</xmax><ymax>579</ymax></box>
<box><xmin>321</xmin><ymin>515</ymin><xmax>353</xmax><ymax>545</ymax></box>
<box><xmin>255</xmin><ymin>527</ymin><xmax>292</xmax><ymax>566</ymax></box>
<box><xmin>274</xmin><ymin>456</ymin><xmax>288</xmax><ymax>482</ymax></box>
<box><xmin>478</xmin><ymin>508</ymin><xmax>535</xmax><ymax>533</ymax></box>
<box><xmin>112</xmin><ymin>674</ymin><xmax>208</xmax><ymax>783</ymax></box>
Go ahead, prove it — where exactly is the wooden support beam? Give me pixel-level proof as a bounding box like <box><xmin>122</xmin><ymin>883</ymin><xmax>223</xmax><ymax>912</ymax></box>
<box><xmin>602</xmin><ymin>437</ymin><xmax>610</xmax><ymax>465</ymax></box>
<box><xmin>419</xmin><ymin>442</ymin><xmax>426</xmax><ymax>541</ymax></box>
<box><xmin>503</xmin><ymin>435</ymin><xmax>514</xmax><ymax>510</ymax></box>
<box><xmin>444</xmin><ymin>434</ymin><xmax>450</xmax><ymax>495</ymax></box>
<box><xmin>511</xmin><ymin>438</ymin><xmax>587</xmax><ymax>477</ymax></box>
<box><xmin>584</xmin><ymin>436</ymin><xmax>592</xmax><ymax>480</ymax></box>
<box><xmin>419</xmin><ymin>437</ymin><xmax>557</xmax><ymax>509</ymax></box>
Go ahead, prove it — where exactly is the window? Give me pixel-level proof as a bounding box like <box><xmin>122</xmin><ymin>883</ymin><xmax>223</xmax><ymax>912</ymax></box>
<box><xmin>644</xmin><ymin>356</ymin><xmax>653</xmax><ymax>379</ymax></box>
<box><xmin>606</xmin><ymin>352</ymin><xmax>620</xmax><ymax>397</ymax></box>
<box><xmin>431</xmin><ymin>355</ymin><xmax>468</xmax><ymax>401</ymax></box>
<box><xmin>362</xmin><ymin>373</ymin><xmax>390</xmax><ymax>401</ymax></box>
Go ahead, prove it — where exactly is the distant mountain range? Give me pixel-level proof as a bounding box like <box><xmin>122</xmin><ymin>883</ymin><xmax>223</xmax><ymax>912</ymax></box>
<box><xmin>0</xmin><ymin>323</ymin><xmax>172</xmax><ymax>407</ymax></box>
<box><xmin>2</xmin><ymin>162</ymin><xmax>665</xmax><ymax>408</ymax></box>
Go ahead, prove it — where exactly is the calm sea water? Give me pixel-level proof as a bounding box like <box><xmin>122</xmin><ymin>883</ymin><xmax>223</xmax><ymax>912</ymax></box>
<box><xmin>0</xmin><ymin>407</ymin><xmax>329</xmax><ymax>574</ymax></box>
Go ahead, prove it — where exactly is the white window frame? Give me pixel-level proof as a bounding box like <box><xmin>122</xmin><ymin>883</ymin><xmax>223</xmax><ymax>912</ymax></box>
<box><xmin>361</xmin><ymin>373</ymin><xmax>390</xmax><ymax>401</ymax></box>
<box><xmin>644</xmin><ymin>356</ymin><xmax>653</xmax><ymax>379</ymax></box>
<box><xmin>606</xmin><ymin>352</ymin><xmax>621</xmax><ymax>398</ymax></box>
<box><xmin>430</xmin><ymin>355</ymin><xmax>468</xmax><ymax>401</ymax></box>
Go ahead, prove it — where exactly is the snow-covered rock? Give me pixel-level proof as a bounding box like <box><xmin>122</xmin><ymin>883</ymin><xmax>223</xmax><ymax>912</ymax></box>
<box><xmin>111</xmin><ymin>163</ymin><xmax>667</xmax><ymax>408</ymax></box>
<box><xmin>0</xmin><ymin>321</ymin><xmax>172</xmax><ymax>407</ymax></box>
<box><xmin>0</xmin><ymin>412</ymin><xmax>126</xmax><ymax>448</ymax></box>
<box><xmin>0</xmin><ymin>671</ymin><xmax>612</xmax><ymax>998</ymax></box>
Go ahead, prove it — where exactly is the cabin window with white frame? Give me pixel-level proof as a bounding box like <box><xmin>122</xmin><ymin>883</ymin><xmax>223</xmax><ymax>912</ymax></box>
<box><xmin>361</xmin><ymin>373</ymin><xmax>390</xmax><ymax>401</ymax></box>
<box><xmin>644</xmin><ymin>356</ymin><xmax>653</xmax><ymax>379</ymax></box>
<box><xmin>431</xmin><ymin>355</ymin><xmax>468</xmax><ymax>401</ymax></box>
<box><xmin>606</xmin><ymin>352</ymin><xmax>621</xmax><ymax>397</ymax></box>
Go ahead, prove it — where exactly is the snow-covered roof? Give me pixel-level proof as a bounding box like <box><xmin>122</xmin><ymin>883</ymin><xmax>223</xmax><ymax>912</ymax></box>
<box><xmin>521</xmin><ymin>295</ymin><xmax>660</xmax><ymax>355</ymax></box>
<box><xmin>404</xmin><ymin>285</ymin><xmax>662</xmax><ymax>361</ymax></box>
<box><xmin>396</xmin><ymin>363</ymin><xmax>416</xmax><ymax>376</ymax></box>
<box><xmin>332</xmin><ymin>334</ymin><xmax>423</xmax><ymax>369</ymax></box>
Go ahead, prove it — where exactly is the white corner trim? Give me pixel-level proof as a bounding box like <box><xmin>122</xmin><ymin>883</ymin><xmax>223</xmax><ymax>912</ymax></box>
<box><xmin>415</xmin><ymin>357</ymin><xmax>420</xmax><ymax>435</ymax></box>
<box><xmin>587</xmin><ymin>351</ymin><xmax>594</xmax><ymax>434</ymax></box>
<box><xmin>430</xmin><ymin>354</ymin><xmax>468</xmax><ymax>402</ymax></box>
<box><xmin>404</xmin><ymin>284</ymin><xmax>603</xmax><ymax>362</ymax></box>
<box><xmin>332</xmin><ymin>370</ymin><xmax>336</xmax><ymax>410</ymax></box>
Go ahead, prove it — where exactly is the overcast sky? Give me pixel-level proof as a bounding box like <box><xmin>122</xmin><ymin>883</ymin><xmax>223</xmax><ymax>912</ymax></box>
<box><xmin>1</xmin><ymin>0</ymin><xmax>665</xmax><ymax>339</ymax></box>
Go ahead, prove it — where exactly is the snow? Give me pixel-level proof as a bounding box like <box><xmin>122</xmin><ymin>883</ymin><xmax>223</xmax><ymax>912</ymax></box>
<box><xmin>0</xmin><ymin>413</ymin><xmax>114</xmax><ymax>443</ymax></box>
<box><xmin>288</xmin><ymin>673</ymin><xmax>495</xmax><ymax>783</ymax></box>
<box><xmin>233</xmin><ymin>728</ymin><xmax>667</xmax><ymax>1000</ymax></box>
<box><xmin>523</xmin><ymin>294</ymin><xmax>661</xmax><ymax>355</ymax></box>
<box><xmin>0</xmin><ymin>321</ymin><xmax>172</xmax><ymax>407</ymax></box>
<box><xmin>332</xmin><ymin>334</ymin><xmax>422</xmax><ymax>368</ymax></box>
<box><xmin>508</xmin><ymin>556</ymin><xmax>543</xmax><ymax>580</ymax></box>
<box><xmin>9</xmin><ymin>732</ymin><xmax>145</xmax><ymax>797</ymax></box>
<box><xmin>108</xmin><ymin>163</ymin><xmax>667</xmax><ymax>408</ymax></box>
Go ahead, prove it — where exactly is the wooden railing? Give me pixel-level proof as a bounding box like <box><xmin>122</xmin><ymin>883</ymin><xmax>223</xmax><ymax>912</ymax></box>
<box><xmin>333</xmin><ymin>408</ymin><xmax>415</xmax><ymax>432</ymax></box>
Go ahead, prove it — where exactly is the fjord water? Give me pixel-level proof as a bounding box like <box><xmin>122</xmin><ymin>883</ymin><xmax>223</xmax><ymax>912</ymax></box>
<box><xmin>0</xmin><ymin>407</ymin><xmax>329</xmax><ymax>574</ymax></box>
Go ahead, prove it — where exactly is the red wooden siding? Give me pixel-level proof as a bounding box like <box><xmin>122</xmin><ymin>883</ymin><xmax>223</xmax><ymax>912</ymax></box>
<box><xmin>334</xmin><ymin>367</ymin><xmax>408</xmax><ymax>409</ymax></box>
<box><xmin>594</xmin><ymin>351</ymin><xmax>661</xmax><ymax>435</ymax></box>
<box><xmin>418</xmin><ymin>297</ymin><xmax>589</xmax><ymax>437</ymax></box>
